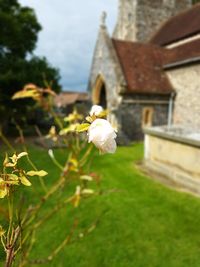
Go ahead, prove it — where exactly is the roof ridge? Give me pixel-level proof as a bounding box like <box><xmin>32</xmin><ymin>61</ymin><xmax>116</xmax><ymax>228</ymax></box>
<box><xmin>150</xmin><ymin>3</ymin><xmax>200</xmax><ymax>46</ymax></box>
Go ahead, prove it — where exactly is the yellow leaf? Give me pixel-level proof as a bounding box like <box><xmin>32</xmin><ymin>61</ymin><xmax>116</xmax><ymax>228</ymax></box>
<box><xmin>3</xmin><ymin>153</ymin><xmax>9</xmax><ymax>167</ymax></box>
<box><xmin>9</xmin><ymin>154</ymin><xmax>18</xmax><ymax>164</ymax></box>
<box><xmin>2</xmin><ymin>180</ymin><xmax>19</xmax><ymax>185</ymax></box>
<box><xmin>69</xmin><ymin>166</ymin><xmax>79</xmax><ymax>172</ymax></box>
<box><xmin>59</xmin><ymin>123</ymin><xmax>79</xmax><ymax>135</ymax></box>
<box><xmin>98</xmin><ymin>110</ymin><xmax>108</xmax><ymax>118</ymax></box>
<box><xmin>72</xmin><ymin>186</ymin><xmax>81</xmax><ymax>208</ymax></box>
<box><xmin>0</xmin><ymin>188</ymin><xmax>7</xmax><ymax>198</ymax></box>
<box><xmin>17</xmin><ymin>152</ymin><xmax>28</xmax><ymax>159</ymax></box>
<box><xmin>27</xmin><ymin>170</ymin><xmax>48</xmax><ymax>177</ymax></box>
<box><xmin>76</xmin><ymin>123</ymin><xmax>90</xmax><ymax>132</ymax></box>
<box><xmin>23</xmin><ymin>83</ymin><xmax>37</xmax><ymax>91</ymax></box>
<box><xmin>49</xmin><ymin>126</ymin><xmax>56</xmax><ymax>135</ymax></box>
<box><xmin>5</xmin><ymin>162</ymin><xmax>16</xmax><ymax>168</ymax></box>
<box><xmin>64</xmin><ymin>110</ymin><xmax>83</xmax><ymax>122</ymax></box>
<box><xmin>72</xmin><ymin>194</ymin><xmax>80</xmax><ymax>208</ymax></box>
<box><xmin>8</xmin><ymin>174</ymin><xmax>19</xmax><ymax>181</ymax></box>
<box><xmin>12</xmin><ymin>89</ymin><xmax>39</xmax><ymax>100</ymax></box>
<box><xmin>81</xmin><ymin>189</ymin><xmax>94</xmax><ymax>195</ymax></box>
<box><xmin>0</xmin><ymin>178</ymin><xmax>19</xmax><ymax>186</ymax></box>
<box><xmin>20</xmin><ymin>176</ymin><xmax>31</xmax><ymax>186</ymax></box>
<box><xmin>0</xmin><ymin>226</ymin><xmax>5</xmax><ymax>237</ymax></box>
<box><xmin>80</xmin><ymin>175</ymin><xmax>93</xmax><ymax>181</ymax></box>
<box><xmin>46</xmin><ymin>126</ymin><xmax>58</xmax><ymax>142</ymax></box>
<box><xmin>85</xmin><ymin>116</ymin><xmax>93</xmax><ymax>123</ymax></box>
<box><xmin>59</xmin><ymin>127</ymin><xmax>70</xmax><ymax>135</ymax></box>
<box><xmin>69</xmin><ymin>158</ymin><xmax>78</xmax><ymax>167</ymax></box>
<box><xmin>64</xmin><ymin>114</ymin><xmax>75</xmax><ymax>122</ymax></box>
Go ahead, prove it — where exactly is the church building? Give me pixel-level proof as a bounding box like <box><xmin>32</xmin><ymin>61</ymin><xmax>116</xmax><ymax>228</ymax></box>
<box><xmin>88</xmin><ymin>0</ymin><xmax>195</xmax><ymax>143</ymax></box>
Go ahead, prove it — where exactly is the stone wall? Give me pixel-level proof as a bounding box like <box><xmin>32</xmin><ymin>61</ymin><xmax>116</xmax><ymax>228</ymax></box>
<box><xmin>88</xmin><ymin>25</ymin><xmax>129</xmax><ymax>143</ymax></box>
<box><xmin>88</xmin><ymin>26</ymin><xmax>125</xmax><ymax>111</ymax></box>
<box><xmin>144</xmin><ymin>127</ymin><xmax>200</xmax><ymax>194</ymax></box>
<box><xmin>119</xmin><ymin>94</ymin><xmax>169</xmax><ymax>140</ymax></box>
<box><xmin>113</xmin><ymin>0</ymin><xmax>192</xmax><ymax>42</ymax></box>
<box><xmin>166</xmin><ymin>64</ymin><xmax>200</xmax><ymax>130</ymax></box>
<box><xmin>136</xmin><ymin>0</ymin><xmax>192</xmax><ymax>42</ymax></box>
<box><xmin>113</xmin><ymin>0</ymin><xmax>137</xmax><ymax>41</ymax></box>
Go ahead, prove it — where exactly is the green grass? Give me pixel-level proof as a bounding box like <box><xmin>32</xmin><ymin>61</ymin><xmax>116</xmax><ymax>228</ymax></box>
<box><xmin>1</xmin><ymin>143</ymin><xmax>200</xmax><ymax>266</ymax></box>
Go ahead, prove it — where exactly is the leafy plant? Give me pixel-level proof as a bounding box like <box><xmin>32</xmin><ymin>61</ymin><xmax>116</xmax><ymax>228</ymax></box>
<box><xmin>0</xmin><ymin>84</ymin><xmax>117</xmax><ymax>266</ymax></box>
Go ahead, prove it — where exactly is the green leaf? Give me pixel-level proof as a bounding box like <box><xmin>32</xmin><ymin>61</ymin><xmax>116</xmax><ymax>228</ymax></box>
<box><xmin>20</xmin><ymin>176</ymin><xmax>31</xmax><ymax>186</ymax></box>
<box><xmin>27</xmin><ymin>170</ymin><xmax>48</xmax><ymax>177</ymax></box>
<box><xmin>76</xmin><ymin>123</ymin><xmax>90</xmax><ymax>132</ymax></box>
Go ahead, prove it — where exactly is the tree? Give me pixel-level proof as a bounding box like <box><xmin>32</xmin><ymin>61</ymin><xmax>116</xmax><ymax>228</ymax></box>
<box><xmin>0</xmin><ymin>0</ymin><xmax>61</xmax><ymax>131</ymax></box>
<box><xmin>193</xmin><ymin>0</ymin><xmax>200</xmax><ymax>4</ymax></box>
<box><xmin>0</xmin><ymin>0</ymin><xmax>41</xmax><ymax>58</ymax></box>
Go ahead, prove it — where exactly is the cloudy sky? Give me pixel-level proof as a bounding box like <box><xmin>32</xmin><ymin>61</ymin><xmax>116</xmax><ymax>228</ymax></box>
<box><xmin>19</xmin><ymin>0</ymin><xmax>118</xmax><ymax>92</ymax></box>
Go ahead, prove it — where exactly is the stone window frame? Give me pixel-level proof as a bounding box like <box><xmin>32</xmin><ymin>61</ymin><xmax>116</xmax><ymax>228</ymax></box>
<box><xmin>92</xmin><ymin>74</ymin><xmax>106</xmax><ymax>104</ymax></box>
<box><xmin>142</xmin><ymin>106</ymin><xmax>154</xmax><ymax>127</ymax></box>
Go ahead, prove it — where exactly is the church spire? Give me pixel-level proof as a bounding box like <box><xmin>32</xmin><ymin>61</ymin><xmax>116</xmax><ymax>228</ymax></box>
<box><xmin>100</xmin><ymin>11</ymin><xmax>107</xmax><ymax>28</ymax></box>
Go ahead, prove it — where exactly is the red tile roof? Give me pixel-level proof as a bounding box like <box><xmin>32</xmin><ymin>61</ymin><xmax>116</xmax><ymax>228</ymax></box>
<box><xmin>112</xmin><ymin>39</ymin><xmax>173</xmax><ymax>94</ymax></box>
<box><xmin>54</xmin><ymin>92</ymin><xmax>89</xmax><ymax>107</ymax></box>
<box><xmin>150</xmin><ymin>4</ymin><xmax>200</xmax><ymax>46</ymax></box>
<box><xmin>162</xmin><ymin>39</ymin><xmax>200</xmax><ymax>67</ymax></box>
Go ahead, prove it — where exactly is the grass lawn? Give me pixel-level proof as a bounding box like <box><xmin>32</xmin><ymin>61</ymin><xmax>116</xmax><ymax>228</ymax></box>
<box><xmin>1</xmin><ymin>143</ymin><xmax>200</xmax><ymax>266</ymax></box>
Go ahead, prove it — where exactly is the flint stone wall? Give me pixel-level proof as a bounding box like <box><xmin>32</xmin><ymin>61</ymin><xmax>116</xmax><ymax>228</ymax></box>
<box><xmin>113</xmin><ymin>0</ymin><xmax>192</xmax><ymax>42</ymax></box>
<box><xmin>88</xmin><ymin>27</ymin><xmax>125</xmax><ymax>111</ymax></box>
<box><xmin>119</xmin><ymin>94</ymin><xmax>170</xmax><ymax>140</ymax></box>
<box><xmin>136</xmin><ymin>0</ymin><xmax>192</xmax><ymax>42</ymax></box>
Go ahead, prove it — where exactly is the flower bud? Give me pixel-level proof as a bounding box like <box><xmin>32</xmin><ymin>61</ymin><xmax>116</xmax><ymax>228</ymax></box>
<box><xmin>89</xmin><ymin>105</ymin><xmax>103</xmax><ymax>116</ymax></box>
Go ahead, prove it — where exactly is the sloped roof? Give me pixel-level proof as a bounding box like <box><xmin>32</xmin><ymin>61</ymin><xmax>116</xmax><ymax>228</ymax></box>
<box><xmin>162</xmin><ymin>39</ymin><xmax>200</xmax><ymax>67</ymax></box>
<box><xmin>150</xmin><ymin>4</ymin><xmax>200</xmax><ymax>46</ymax></box>
<box><xmin>54</xmin><ymin>92</ymin><xmax>89</xmax><ymax>107</ymax></box>
<box><xmin>112</xmin><ymin>39</ymin><xmax>173</xmax><ymax>94</ymax></box>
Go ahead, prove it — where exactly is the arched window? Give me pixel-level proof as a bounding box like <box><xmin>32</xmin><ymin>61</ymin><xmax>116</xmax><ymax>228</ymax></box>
<box><xmin>92</xmin><ymin>75</ymin><xmax>107</xmax><ymax>109</ymax></box>
<box><xmin>142</xmin><ymin>107</ymin><xmax>154</xmax><ymax>127</ymax></box>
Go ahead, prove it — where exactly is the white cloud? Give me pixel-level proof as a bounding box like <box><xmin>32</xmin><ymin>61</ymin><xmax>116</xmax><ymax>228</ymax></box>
<box><xmin>19</xmin><ymin>0</ymin><xmax>118</xmax><ymax>91</ymax></box>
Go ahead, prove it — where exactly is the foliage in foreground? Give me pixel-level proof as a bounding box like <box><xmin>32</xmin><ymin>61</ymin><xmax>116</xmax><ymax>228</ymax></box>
<box><xmin>0</xmin><ymin>82</ymin><xmax>117</xmax><ymax>266</ymax></box>
<box><xmin>2</xmin><ymin>144</ymin><xmax>200</xmax><ymax>267</ymax></box>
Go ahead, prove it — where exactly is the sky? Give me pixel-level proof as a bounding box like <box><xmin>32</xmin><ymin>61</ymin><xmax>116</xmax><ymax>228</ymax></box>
<box><xmin>19</xmin><ymin>0</ymin><xmax>118</xmax><ymax>92</ymax></box>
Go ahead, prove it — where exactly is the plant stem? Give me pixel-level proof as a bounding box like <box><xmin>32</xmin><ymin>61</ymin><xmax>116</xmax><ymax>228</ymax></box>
<box><xmin>5</xmin><ymin>227</ymin><xmax>20</xmax><ymax>267</ymax></box>
<box><xmin>5</xmin><ymin>246</ymin><xmax>14</xmax><ymax>267</ymax></box>
<box><xmin>0</xmin><ymin>130</ymin><xmax>15</xmax><ymax>152</ymax></box>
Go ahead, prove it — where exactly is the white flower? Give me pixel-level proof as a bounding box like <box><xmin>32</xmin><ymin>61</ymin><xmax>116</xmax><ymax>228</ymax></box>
<box><xmin>89</xmin><ymin>105</ymin><xmax>103</xmax><ymax>116</ymax></box>
<box><xmin>88</xmin><ymin>119</ymin><xmax>117</xmax><ymax>154</ymax></box>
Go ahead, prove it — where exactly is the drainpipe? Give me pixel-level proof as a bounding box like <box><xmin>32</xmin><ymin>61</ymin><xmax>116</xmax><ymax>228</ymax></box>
<box><xmin>167</xmin><ymin>92</ymin><xmax>175</xmax><ymax>128</ymax></box>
